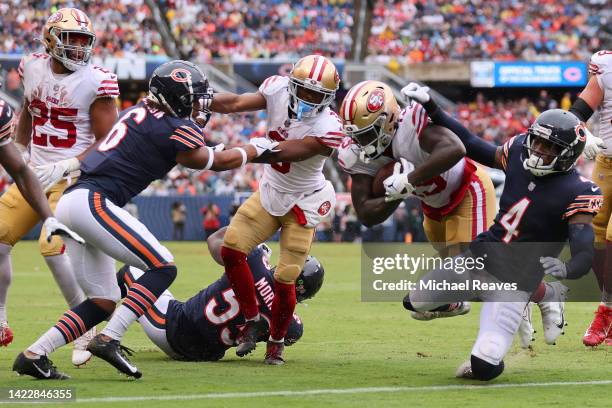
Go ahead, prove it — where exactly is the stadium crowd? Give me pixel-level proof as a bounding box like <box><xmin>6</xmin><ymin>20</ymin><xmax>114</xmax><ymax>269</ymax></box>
<box><xmin>160</xmin><ymin>0</ymin><xmax>354</xmax><ymax>62</ymax></box>
<box><xmin>0</xmin><ymin>0</ymin><xmax>166</xmax><ymax>56</ymax></box>
<box><xmin>367</xmin><ymin>0</ymin><xmax>610</xmax><ymax>63</ymax></box>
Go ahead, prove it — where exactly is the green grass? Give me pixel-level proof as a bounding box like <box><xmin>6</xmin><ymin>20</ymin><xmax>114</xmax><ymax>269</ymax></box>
<box><xmin>0</xmin><ymin>242</ymin><xmax>609</xmax><ymax>407</ymax></box>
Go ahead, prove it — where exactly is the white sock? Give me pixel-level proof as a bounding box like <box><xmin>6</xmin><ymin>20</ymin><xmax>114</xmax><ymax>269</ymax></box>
<box><xmin>28</xmin><ymin>327</ymin><xmax>67</xmax><ymax>356</ymax></box>
<box><xmin>127</xmin><ymin>266</ymin><xmax>145</xmax><ymax>280</ymax></box>
<box><xmin>44</xmin><ymin>254</ymin><xmax>86</xmax><ymax>308</ymax></box>
<box><xmin>101</xmin><ymin>304</ymin><xmax>138</xmax><ymax>341</ymax></box>
<box><xmin>0</xmin><ymin>243</ymin><xmax>13</xmax><ymax>322</ymax></box>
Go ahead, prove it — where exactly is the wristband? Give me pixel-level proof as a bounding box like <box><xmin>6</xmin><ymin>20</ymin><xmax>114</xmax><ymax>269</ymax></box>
<box><xmin>203</xmin><ymin>146</ymin><xmax>215</xmax><ymax>171</ymax></box>
<box><xmin>233</xmin><ymin>147</ymin><xmax>248</xmax><ymax>167</ymax></box>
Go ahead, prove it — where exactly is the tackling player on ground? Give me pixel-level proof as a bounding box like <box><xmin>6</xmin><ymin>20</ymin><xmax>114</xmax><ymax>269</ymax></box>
<box><xmin>209</xmin><ymin>55</ymin><xmax>343</xmax><ymax>364</ymax></box>
<box><xmin>0</xmin><ymin>8</ymin><xmax>118</xmax><ymax>367</ymax></box>
<box><xmin>114</xmin><ymin>228</ymin><xmax>323</xmax><ymax>361</ymax></box>
<box><xmin>12</xmin><ymin>60</ymin><xmax>279</xmax><ymax>380</ymax></box>
<box><xmin>402</xmin><ymin>84</ymin><xmax>602</xmax><ymax>381</ymax></box>
<box><xmin>568</xmin><ymin>50</ymin><xmax>612</xmax><ymax>347</ymax></box>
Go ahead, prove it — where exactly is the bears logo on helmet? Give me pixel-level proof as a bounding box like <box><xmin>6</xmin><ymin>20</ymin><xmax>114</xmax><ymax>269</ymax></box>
<box><xmin>170</xmin><ymin>68</ymin><xmax>191</xmax><ymax>83</ymax></box>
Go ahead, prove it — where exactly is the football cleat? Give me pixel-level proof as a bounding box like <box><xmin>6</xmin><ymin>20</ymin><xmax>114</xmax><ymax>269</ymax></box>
<box><xmin>87</xmin><ymin>334</ymin><xmax>141</xmax><ymax>378</ymax></box>
<box><xmin>583</xmin><ymin>305</ymin><xmax>612</xmax><ymax>347</ymax></box>
<box><xmin>72</xmin><ymin>326</ymin><xmax>96</xmax><ymax>367</ymax></box>
<box><xmin>538</xmin><ymin>301</ymin><xmax>566</xmax><ymax>345</ymax></box>
<box><xmin>411</xmin><ymin>302</ymin><xmax>471</xmax><ymax>321</ymax></box>
<box><xmin>606</xmin><ymin>330</ymin><xmax>612</xmax><ymax>346</ymax></box>
<box><xmin>455</xmin><ymin>360</ymin><xmax>474</xmax><ymax>379</ymax></box>
<box><xmin>235</xmin><ymin>318</ymin><xmax>268</xmax><ymax>357</ymax></box>
<box><xmin>0</xmin><ymin>320</ymin><xmax>14</xmax><ymax>347</ymax></box>
<box><xmin>12</xmin><ymin>352</ymin><xmax>70</xmax><ymax>380</ymax></box>
<box><xmin>264</xmin><ymin>340</ymin><xmax>285</xmax><ymax>365</ymax></box>
<box><xmin>517</xmin><ymin>303</ymin><xmax>535</xmax><ymax>348</ymax></box>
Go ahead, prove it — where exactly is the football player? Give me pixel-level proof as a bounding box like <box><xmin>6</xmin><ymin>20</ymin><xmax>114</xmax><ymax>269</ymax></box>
<box><xmin>114</xmin><ymin>228</ymin><xmax>323</xmax><ymax>362</ymax></box>
<box><xmin>0</xmin><ymin>8</ymin><xmax>118</xmax><ymax>367</ymax></box>
<box><xmin>568</xmin><ymin>50</ymin><xmax>612</xmax><ymax>347</ymax></box>
<box><xmin>209</xmin><ymin>55</ymin><xmax>343</xmax><ymax>364</ymax></box>
<box><xmin>338</xmin><ymin>80</ymin><xmax>496</xmax><ymax>261</ymax></box>
<box><xmin>12</xmin><ymin>60</ymin><xmax>279</xmax><ymax>380</ymax></box>
<box><xmin>401</xmin><ymin>84</ymin><xmax>602</xmax><ymax>381</ymax></box>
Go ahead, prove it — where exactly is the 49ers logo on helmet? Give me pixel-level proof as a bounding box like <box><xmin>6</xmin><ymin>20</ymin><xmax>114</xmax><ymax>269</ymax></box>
<box><xmin>366</xmin><ymin>89</ymin><xmax>385</xmax><ymax>113</ymax></box>
<box><xmin>318</xmin><ymin>201</ymin><xmax>331</xmax><ymax>216</ymax></box>
<box><xmin>170</xmin><ymin>68</ymin><xmax>191</xmax><ymax>83</ymax></box>
<box><xmin>48</xmin><ymin>11</ymin><xmax>63</xmax><ymax>24</ymax></box>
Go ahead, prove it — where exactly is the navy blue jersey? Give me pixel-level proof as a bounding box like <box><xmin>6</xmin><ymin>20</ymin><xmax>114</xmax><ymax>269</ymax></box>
<box><xmin>71</xmin><ymin>101</ymin><xmax>205</xmax><ymax>207</ymax></box>
<box><xmin>165</xmin><ymin>246</ymin><xmax>304</xmax><ymax>361</ymax></box>
<box><xmin>471</xmin><ymin>134</ymin><xmax>602</xmax><ymax>289</ymax></box>
<box><xmin>0</xmin><ymin>98</ymin><xmax>14</xmax><ymax>146</ymax></box>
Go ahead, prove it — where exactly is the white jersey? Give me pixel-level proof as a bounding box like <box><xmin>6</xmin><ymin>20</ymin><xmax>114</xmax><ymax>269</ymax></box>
<box><xmin>589</xmin><ymin>50</ymin><xmax>612</xmax><ymax>156</ymax></box>
<box><xmin>338</xmin><ymin>102</ymin><xmax>472</xmax><ymax>214</ymax></box>
<box><xmin>257</xmin><ymin>75</ymin><xmax>343</xmax><ymax>215</ymax></box>
<box><xmin>19</xmin><ymin>53</ymin><xmax>118</xmax><ymax>167</ymax></box>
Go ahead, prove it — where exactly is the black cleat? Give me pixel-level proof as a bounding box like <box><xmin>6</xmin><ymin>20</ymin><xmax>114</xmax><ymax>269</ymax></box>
<box><xmin>236</xmin><ymin>318</ymin><xmax>268</xmax><ymax>357</ymax></box>
<box><xmin>12</xmin><ymin>352</ymin><xmax>70</xmax><ymax>380</ymax></box>
<box><xmin>264</xmin><ymin>341</ymin><xmax>285</xmax><ymax>365</ymax></box>
<box><xmin>87</xmin><ymin>334</ymin><xmax>141</xmax><ymax>379</ymax></box>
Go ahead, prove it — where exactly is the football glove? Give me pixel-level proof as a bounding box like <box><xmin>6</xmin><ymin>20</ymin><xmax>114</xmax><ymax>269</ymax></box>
<box><xmin>383</xmin><ymin>158</ymin><xmax>415</xmax><ymax>202</ymax></box>
<box><xmin>43</xmin><ymin>217</ymin><xmax>85</xmax><ymax>244</ymax></box>
<box><xmin>540</xmin><ymin>257</ymin><xmax>567</xmax><ymax>280</ymax></box>
<box><xmin>249</xmin><ymin>137</ymin><xmax>280</xmax><ymax>157</ymax></box>
<box><xmin>583</xmin><ymin>126</ymin><xmax>605</xmax><ymax>160</ymax></box>
<box><xmin>33</xmin><ymin>157</ymin><xmax>80</xmax><ymax>192</ymax></box>
<box><xmin>401</xmin><ymin>82</ymin><xmax>431</xmax><ymax>105</ymax></box>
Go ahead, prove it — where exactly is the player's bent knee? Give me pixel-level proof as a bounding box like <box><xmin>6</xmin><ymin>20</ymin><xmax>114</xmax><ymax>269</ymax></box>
<box><xmin>473</xmin><ymin>331</ymin><xmax>507</xmax><ymax>365</ymax></box>
<box><xmin>403</xmin><ymin>294</ymin><xmax>415</xmax><ymax>311</ymax></box>
<box><xmin>223</xmin><ymin>225</ymin><xmax>241</xmax><ymax>249</ymax></box>
<box><xmin>274</xmin><ymin>264</ymin><xmax>301</xmax><ymax>283</ymax></box>
<box><xmin>470</xmin><ymin>355</ymin><xmax>504</xmax><ymax>381</ymax></box>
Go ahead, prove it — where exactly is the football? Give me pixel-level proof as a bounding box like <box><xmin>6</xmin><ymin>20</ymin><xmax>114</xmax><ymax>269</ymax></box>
<box><xmin>371</xmin><ymin>160</ymin><xmax>397</xmax><ymax>198</ymax></box>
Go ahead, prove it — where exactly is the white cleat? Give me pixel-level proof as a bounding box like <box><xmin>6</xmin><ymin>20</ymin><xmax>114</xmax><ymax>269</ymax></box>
<box><xmin>455</xmin><ymin>360</ymin><xmax>474</xmax><ymax>379</ymax></box>
<box><xmin>411</xmin><ymin>302</ymin><xmax>471</xmax><ymax>321</ymax></box>
<box><xmin>72</xmin><ymin>326</ymin><xmax>96</xmax><ymax>366</ymax></box>
<box><xmin>517</xmin><ymin>302</ymin><xmax>535</xmax><ymax>348</ymax></box>
<box><xmin>538</xmin><ymin>281</ymin><xmax>568</xmax><ymax>345</ymax></box>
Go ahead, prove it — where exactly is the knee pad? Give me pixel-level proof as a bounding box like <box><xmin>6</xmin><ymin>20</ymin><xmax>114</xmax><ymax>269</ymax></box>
<box><xmin>274</xmin><ymin>263</ymin><xmax>302</xmax><ymax>284</ymax></box>
<box><xmin>38</xmin><ymin>234</ymin><xmax>65</xmax><ymax>257</ymax></box>
<box><xmin>470</xmin><ymin>354</ymin><xmax>504</xmax><ymax>381</ymax></box>
<box><xmin>472</xmin><ymin>331</ymin><xmax>507</xmax><ymax>365</ymax></box>
<box><xmin>89</xmin><ymin>284</ymin><xmax>122</xmax><ymax>304</ymax></box>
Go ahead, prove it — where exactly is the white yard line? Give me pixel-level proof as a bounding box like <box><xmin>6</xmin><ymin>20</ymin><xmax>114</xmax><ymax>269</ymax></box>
<box><xmin>75</xmin><ymin>379</ymin><xmax>612</xmax><ymax>403</ymax></box>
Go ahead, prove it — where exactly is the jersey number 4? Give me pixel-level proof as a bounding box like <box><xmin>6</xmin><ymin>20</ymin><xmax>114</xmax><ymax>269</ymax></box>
<box><xmin>268</xmin><ymin>131</ymin><xmax>290</xmax><ymax>173</ymax></box>
<box><xmin>500</xmin><ymin>197</ymin><xmax>531</xmax><ymax>243</ymax></box>
<box><xmin>30</xmin><ymin>99</ymin><xmax>78</xmax><ymax>148</ymax></box>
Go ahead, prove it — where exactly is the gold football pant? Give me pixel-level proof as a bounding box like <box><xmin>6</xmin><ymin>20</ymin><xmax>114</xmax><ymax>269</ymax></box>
<box><xmin>423</xmin><ymin>165</ymin><xmax>496</xmax><ymax>255</ymax></box>
<box><xmin>0</xmin><ymin>180</ymin><xmax>68</xmax><ymax>255</ymax></box>
<box><xmin>223</xmin><ymin>191</ymin><xmax>314</xmax><ymax>283</ymax></box>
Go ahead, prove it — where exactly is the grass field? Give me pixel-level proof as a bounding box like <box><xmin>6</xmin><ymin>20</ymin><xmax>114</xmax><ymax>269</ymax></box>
<box><xmin>0</xmin><ymin>241</ymin><xmax>610</xmax><ymax>407</ymax></box>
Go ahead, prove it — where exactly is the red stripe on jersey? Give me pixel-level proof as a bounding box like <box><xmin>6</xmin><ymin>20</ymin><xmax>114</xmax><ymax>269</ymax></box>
<box><xmin>414</xmin><ymin>106</ymin><xmax>424</xmax><ymax>134</ymax></box>
<box><xmin>417</xmin><ymin>109</ymin><xmax>428</xmax><ymax>138</ymax></box>
<box><xmin>175</xmin><ymin>128</ymin><xmax>204</xmax><ymax>146</ymax></box>
<box><xmin>317</xmin><ymin>58</ymin><xmax>328</xmax><ymax>81</ymax></box>
<box><xmin>180</xmin><ymin>125</ymin><xmax>204</xmax><ymax>141</ymax></box>
<box><xmin>563</xmin><ymin>208</ymin><xmax>598</xmax><ymax>219</ymax></box>
<box><xmin>101</xmin><ymin>80</ymin><xmax>117</xmax><ymax>84</ymax></box>
<box><xmin>98</xmin><ymin>86</ymin><xmax>119</xmax><ymax>91</ymax></box>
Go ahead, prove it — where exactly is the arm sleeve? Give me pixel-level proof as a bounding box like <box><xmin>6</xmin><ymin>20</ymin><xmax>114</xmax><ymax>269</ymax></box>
<box><xmin>565</xmin><ymin>223</ymin><xmax>595</xmax><ymax>280</ymax></box>
<box><xmin>423</xmin><ymin>101</ymin><xmax>498</xmax><ymax>168</ymax></box>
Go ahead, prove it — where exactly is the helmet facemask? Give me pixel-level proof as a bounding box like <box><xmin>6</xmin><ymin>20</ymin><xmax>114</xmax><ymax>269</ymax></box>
<box><xmin>344</xmin><ymin>114</ymin><xmax>394</xmax><ymax>163</ymax></box>
<box><xmin>49</xmin><ymin>28</ymin><xmax>95</xmax><ymax>71</ymax></box>
<box><xmin>523</xmin><ymin>123</ymin><xmax>576</xmax><ymax>177</ymax></box>
<box><xmin>288</xmin><ymin>77</ymin><xmax>335</xmax><ymax>120</ymax></box>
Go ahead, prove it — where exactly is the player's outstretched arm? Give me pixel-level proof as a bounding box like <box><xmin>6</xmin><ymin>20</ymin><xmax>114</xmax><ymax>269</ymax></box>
<box><xmin>350</xmin><ymin>173</ymin><xmax>402</xmax><ymax>227</ymax></box>
<box><xmin>253</xmin><ymin>136</ymin><xmax>332</xmax><ymax>164</ymax></box>
<box><xmin>402</xmin><ymin>83</ymin><xmax>502</xmax><ymax>169</ymax></box>
<box><xmin>177</xmin><ymin>139</ymin><xmax>279</xmax><ymax>171</ymax></box>
<box><xmin>411</xmin><ymin>124</ymin><xmax>466</xmax><ymax>185</ymax></box>
<box><xmin>210</xmin><ymin>92</ymin><xmax>267</xmax><ymax>114</ymax></box>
